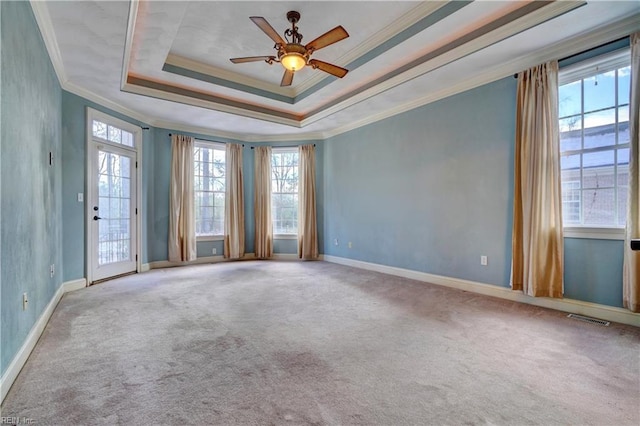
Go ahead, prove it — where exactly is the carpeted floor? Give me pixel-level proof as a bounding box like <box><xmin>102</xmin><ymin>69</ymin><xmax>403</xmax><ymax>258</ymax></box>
<box><xmin>2</xmin><ymin>260</ymin><xmax>639</xmax><ymax>425</ymax></box>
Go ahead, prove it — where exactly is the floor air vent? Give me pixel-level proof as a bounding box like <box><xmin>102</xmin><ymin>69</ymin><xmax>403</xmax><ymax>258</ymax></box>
<box><xmin>567</xmin><ymin>313</ymin><xmax>610</xmax><ymax>326</ymax></box>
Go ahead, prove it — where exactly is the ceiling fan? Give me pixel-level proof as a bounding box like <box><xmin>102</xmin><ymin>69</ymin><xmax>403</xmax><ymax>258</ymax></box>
<box><xmin>230</xmin><ymin>11</ymin><xmax>349</xmax><ymax>87</ymax></box>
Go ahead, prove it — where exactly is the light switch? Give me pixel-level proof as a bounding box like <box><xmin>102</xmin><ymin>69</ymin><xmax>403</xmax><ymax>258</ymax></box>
<box><xmin>77</xmin><ymin>193</ymin><xmax>84</xmax><ymax>202</ymax></box>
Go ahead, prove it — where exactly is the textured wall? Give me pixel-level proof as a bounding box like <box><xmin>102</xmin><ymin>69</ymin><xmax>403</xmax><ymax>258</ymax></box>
<box><xmin>1</xmin><ymin>1</ymin><xmax>62</xmax><ymax>375</ymax></box>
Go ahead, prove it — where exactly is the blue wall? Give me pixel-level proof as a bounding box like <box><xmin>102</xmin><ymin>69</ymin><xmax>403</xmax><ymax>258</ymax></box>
<box><xmin>324</xmin><ymin>78</ymin><xmax>516</xmax><ymax>286</ymax></box>
<box><xmin>564</xmin><ymin>238</ymin><xmax>624</xmax><ymax>307</ymax></box>
<box><xmin>1</xmin><ymin>1</ymin><xmax>63</xmax><ymax>375</ymax></box>
<box><xmin>322</xmin><ymin>77</ymin><xmax>626</xmax><ymax>307</ymax></box>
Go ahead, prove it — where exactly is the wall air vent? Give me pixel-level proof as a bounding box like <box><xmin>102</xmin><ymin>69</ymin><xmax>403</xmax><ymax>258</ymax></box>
<box><xmin>567</xmin><ymin>313</ymin><xmax>610</xmax><ymax>326</ymax></box>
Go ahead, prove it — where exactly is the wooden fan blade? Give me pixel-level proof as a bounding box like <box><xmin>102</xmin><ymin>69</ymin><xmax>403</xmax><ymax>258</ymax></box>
<box><xmin>280</xmin><ymin>69</ymin><xmax>294</xmax><ymax>87</ymax></box>
<box><xmin>305</xmin><ymin>26</ymin><xmax>349</xmax><ymax>52</ymax></box>
<box><xmin>230</xmin><ymin>56</ymin><xmax>274</xmax><ymax>64</ymax></box>
<box><xmin>308</xmin><ymin>59</ymin><xmax>348</xmax><ymax>78</ymax></box>
<box><xmin>250</xmin><ymin>17</ymin><xmax>286</xmax><ymax>46</ymax></box>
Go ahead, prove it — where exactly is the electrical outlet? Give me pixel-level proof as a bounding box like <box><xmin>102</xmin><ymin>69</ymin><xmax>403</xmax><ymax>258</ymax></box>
<box><xmin>334</xmin><ymin>238</ymin><xmax>339</xmax><ymax>246</ymax></box>
<box><xmin>480</xmin><ymin>256</ymin><xmax>488</xmax><ymax>266</ymax></box>
<box><xmin>212</xmin><ymin>248</ymin><xmax>217</xmax><ymax>255</ymax></box>
<box><xmin>348</xmin><ymin>242</ymin><xmax>352</xmax><ymax>249</ymax></box>
<box><xmin>23</xmin><ymin>293</ymin><xmax>28</xmax><ymax>311</ymax></box>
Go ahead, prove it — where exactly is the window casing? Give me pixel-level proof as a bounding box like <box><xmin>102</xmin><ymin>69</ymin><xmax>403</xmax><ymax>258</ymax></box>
<box><xmin>558</xmin><ymin>49</ymin><xmax>630</xmax><ymax>238</ymax></box>
<box><xmin>194</xmin><ymin>142</ymin><xmax>225</xmax><ymax>239</ymax></box>
<box><xmin>271</xmin><ymin>148</ymin><xmax>299</xmax><ymax>237</ymax></box>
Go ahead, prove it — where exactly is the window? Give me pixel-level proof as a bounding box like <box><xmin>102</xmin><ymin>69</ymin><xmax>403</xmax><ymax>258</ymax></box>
<box><xmin>271</xmin><ymin>148</ymin><xmax>299</xmax><ymax>235</ymax></box>
<box><xmin>559</xmin><ymin>49</ymin><xmax>630</xmax><ymax>229</ymax></box>
<box><xmin>92</xmin><ymin>119</ymin><xmax>134</xmax><ymax>147</ymax></box>
<box><xmin>194</xmin><ymin>142</ymin><xmax>225</xmax><ymax>238</ymax></box>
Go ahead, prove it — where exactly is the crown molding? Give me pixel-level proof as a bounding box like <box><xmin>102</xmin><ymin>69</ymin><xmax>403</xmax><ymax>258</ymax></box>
<box><xmin>29</xmin><ymin>0</ymin><xmax>67</xmax><ymax>85</ymax></box>
<box><xmin>65</xmin><ymin>81</ymin><xmax>152</xmax><ymax>126</ymax></box>
<box><xmin>149</xmin><ymin>119</ymin><xmax>325</xmax><ymax>143</ymax></box>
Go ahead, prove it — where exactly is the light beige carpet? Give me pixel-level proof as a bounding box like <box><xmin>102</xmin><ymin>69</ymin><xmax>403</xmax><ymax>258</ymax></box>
<box><xmin>2</xmin><ymin>260</ymin><xmax>639</xmax><ymax>425</ymax></box>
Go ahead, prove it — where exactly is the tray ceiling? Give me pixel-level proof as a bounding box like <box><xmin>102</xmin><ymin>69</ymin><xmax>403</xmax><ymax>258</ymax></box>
<box><xmin>33</xmin><ymin>1</ymin><xmax>640</xmax><ymax>141</ymax></box>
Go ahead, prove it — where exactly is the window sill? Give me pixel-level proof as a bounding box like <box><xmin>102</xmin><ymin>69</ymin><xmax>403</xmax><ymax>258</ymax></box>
<box><xmin>564</xmin><ymin>227</ymin><xmax>625</xmax><ymax>240</ymax></box>
<box><xmin>197</xmin><ymin>235</ymin><xmax>224</xmax><ymax>242</ymax></box>
<box><xmin>274</xmin><ymin>234</ymin><xmax>297</xmax><ymax>240</ymax></box>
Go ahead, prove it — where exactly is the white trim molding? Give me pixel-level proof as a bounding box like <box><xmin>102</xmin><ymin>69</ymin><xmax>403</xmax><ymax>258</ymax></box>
<box><xmin>145</xmin><ymin>253</ymin><xmax>257</xmax><ymax>270</ymax></box>
<box><xmin>564</xmin><ymin>227</ymin><xmax>626</xmax><ymax>240</ymax></box>
<box><xmin>271</xmin><ymin>254</ymin><xmax>300</xmax><ymax>261</ymax></box>
<box><xmin>322</xmin><ymin>255</ymin><xmax>640</xmax><ymax>328</ymax></box>
<box><xmin>142</xmin><ymin>253</ymin><xmax>308</xmax><ymax>270</ymax></box>
<box><xmin>0</xmin><ymin>279</ymin><xmax>86</xmax><ymax>404</ymax></box>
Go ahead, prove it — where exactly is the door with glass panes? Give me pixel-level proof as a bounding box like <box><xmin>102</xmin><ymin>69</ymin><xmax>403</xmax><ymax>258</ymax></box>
<box><xmin>88</xmin><ymin>110</ymin><xmax>139</xmax><ymax>283</ymax></box>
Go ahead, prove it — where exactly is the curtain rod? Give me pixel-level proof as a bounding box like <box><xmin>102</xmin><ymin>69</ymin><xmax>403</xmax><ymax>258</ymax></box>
<box><xmin>513</xmin><ymin>36</ymin><xmax>629</xmax><ymax>78</ymax></box>
<box><xmin>250</xmin><ymin>144</ymin><xmax>316</xmax><ymax>149</ymax></box>
<box><xmin>168</xmin><ymin>133</ymin><xmax>243</xmax><ymax>147</ymax></box>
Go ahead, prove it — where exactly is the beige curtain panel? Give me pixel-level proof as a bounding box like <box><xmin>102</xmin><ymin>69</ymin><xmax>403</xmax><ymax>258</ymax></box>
<box><xmin>254</xmin><ymin>146</ymin><xmax>273</xmax><ymax>259</ymax></box>
<box><xmin>623</xmin><ymin>33</ymin><xmax>640</xmax><ymax>313</ymax></box>
<box><xmin>224</xmin><ymin>143</ymin><xmax>245</xmax><ymax>259</ymax></box>
<box><xmin>511</xmin><ymin>61</ymin><xmax>564</xmax><ymax>298</ymax></box>
<box><xmin>298</xmin><ymin>145</ymin><xmax>319</xmax><ymax>260</ymax></box>
<box><xmin>168</xmin><ymin>134</ymin><xmax>197</xmax><ymax>262</ymax></box>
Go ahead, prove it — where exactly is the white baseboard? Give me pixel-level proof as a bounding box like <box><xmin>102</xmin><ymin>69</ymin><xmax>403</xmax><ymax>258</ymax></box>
<box><xmin>146</xmin><ymin>253</ymin><xmax>257</xmax><ymax>270</ymax></box>
<box><xmin>0</xmin><ymin>278</ymin><xmax>87</xmax><ymax>403</ymax></box>
<box><xmin>142</xmin><ymin>252</ymin><xmax>315</xmax><ymax>270</ymax></box>
<box><xmin>322</xmin><ymin>255</ymin><xmax>640</xmax><ymax>328</ymax></box>
<box><xmin>271</xmin><ymin>253</ymin><xmax>300</xmax><ymax>261</ymax></box>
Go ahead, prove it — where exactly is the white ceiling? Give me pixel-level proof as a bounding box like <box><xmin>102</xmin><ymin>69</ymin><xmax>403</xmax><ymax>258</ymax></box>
<box><xmin>34</xmin><ymin>1</ymin><xmax>640</xmax><ymax>141</ymax></box>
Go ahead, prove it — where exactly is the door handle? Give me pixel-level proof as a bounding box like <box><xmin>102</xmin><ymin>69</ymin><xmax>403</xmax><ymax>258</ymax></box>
<box><xmin>93</xmin><ymin>216</ymin><xmax>102</xmax><ymax>221</ymax></box>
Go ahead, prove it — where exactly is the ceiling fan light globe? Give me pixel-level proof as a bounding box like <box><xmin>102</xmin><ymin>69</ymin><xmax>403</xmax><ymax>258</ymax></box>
<box><xmin>281</xmin><ymin>52</ymin><xmax>306</xmax><ymax>72</ymax></box>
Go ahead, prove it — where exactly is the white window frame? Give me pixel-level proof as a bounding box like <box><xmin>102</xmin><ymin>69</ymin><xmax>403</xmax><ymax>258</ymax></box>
<box><xmin>559</xmin><ymin>48</ymin><xmax>630</xmax><ymax>241</ymax></box>
<box><xmin>271</xmin><ymin>147</ymin><xmax>299</xmax><ymax>239</ymax></box>
<box><xmin>194</xmin><ymin>141</ymin><xmax>226</xmax><ymax>241</ymax></box>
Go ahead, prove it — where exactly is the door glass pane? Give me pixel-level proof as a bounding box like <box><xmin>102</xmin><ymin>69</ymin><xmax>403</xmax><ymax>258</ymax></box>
<box><xmin>93</xmin><ymin>120</ymin><xmax>107</xmax><ymax>139</ymax></box>
<box><xmin>121</xmin><ymin>131</ymin><xmax>134</xmax><ymax>147</ymax></box>
<box><xmin>98</xmin><ymin>150</ymin><xmax>132</xmax><ymax>266</ymax></box>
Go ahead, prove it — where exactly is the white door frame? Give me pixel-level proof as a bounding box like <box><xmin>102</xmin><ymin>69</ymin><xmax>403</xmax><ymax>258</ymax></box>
<box><xmin>86</xmin><ymin>107</ymin><xmax>142</xmax><ymax>284</ymax></box>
